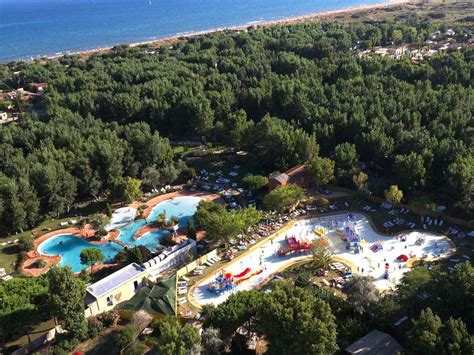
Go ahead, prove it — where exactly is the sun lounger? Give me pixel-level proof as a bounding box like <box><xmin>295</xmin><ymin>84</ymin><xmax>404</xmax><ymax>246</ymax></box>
<box><xmin>181</xmin><ymin>276</ymin><xmax>189</xmax><ymax>282</ymax></box>
<box><xmin>321</xmin><ymin>279</ymin><xmax>330</xmax><ymax>286</ymax></box>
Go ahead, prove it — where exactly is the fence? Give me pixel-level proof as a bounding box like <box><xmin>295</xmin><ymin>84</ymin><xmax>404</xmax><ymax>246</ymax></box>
<box><xmin>176</xmin><ymin>249</ymin><xmax>218</xmax><ymax>278</ymax></box>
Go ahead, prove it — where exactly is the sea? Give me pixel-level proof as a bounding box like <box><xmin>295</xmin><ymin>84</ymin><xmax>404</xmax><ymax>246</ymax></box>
<box><xmin>0</xmin><ymin>0</ymin><xmax>389</xmax><ymax>62</ymax></box>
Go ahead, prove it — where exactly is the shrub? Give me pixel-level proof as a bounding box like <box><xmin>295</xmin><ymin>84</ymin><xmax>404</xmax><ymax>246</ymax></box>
<box><xmin>129</xmin><ymin>342</ymin><xmax>145</xmax><ymax>355</ymax></box>
<box><xmin>410</xmin><ymin>196</ymin><xmax>436</xmax><ymax>212</ymax></box>
<box><xmin>428</xmin><ymin>12</ymin><xmax>446</xmax><ymax>19</ymax></box>
<box><xmin>54</xmin><ymin>335</ymin><xmax>79</xmax><ymax>353</ymax></box>
<box><xmin>79</xmin><ymin>269</ymin><xmax>91</xmax><ymax>283</ymax></box>
<box><xmin>113</xmin><ymin>325</ymin><xmax>138</xmax><ymax>352</ymax></box>
<box><xmin>87</xmin><ymin>317</ymin><xmax>104</xmax><ymax>337</ymax></box>
<box><xmin>35</xmin><ymin>259</ymin><xmax>47</xmax><ymax>268</ymax></box>
<box><xmin>18</xmin><ymin>235</ymin><xmax>34</xmax><ymax>252</ymax></box>
<box><xmin>105</xmin><ymin>203</ymin><xmax>113</xmax><ymax>218</ymax></box>
<box><xmin>98</xmin><ymin>310</ymin><xmax>120</xmax><ymax>327</ymax></box>
<box><xmin>181</xmin><ymin>167</ymin><xmax>197</xmax><ymax>181</ymax></box>
<box><xmin>316</xmin><ymin>198</ymin><xmax>330</xmax><ymax>207</ymax></box>
<box><xmin>96</xmin><ymin>228</ymin><xmax>108</xmax><ymax>237</ymax></box>
<box><xmin>187</xmin><ymin>219</ymin><xmax>197</xmax><ymax>240</ymax></box>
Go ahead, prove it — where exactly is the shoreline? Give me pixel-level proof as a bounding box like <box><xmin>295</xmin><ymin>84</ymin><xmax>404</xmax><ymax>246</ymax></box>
<box><xmin>14</xmin><ymin>0</ymin><xmax>408</xmax><ymax>63</ymax></box>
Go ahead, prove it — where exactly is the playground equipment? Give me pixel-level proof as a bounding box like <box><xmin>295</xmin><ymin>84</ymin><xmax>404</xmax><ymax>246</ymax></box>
<box><xmin>234</xmin><ymin>268</ymin><xmax>263</xmax><ymax>284</ymax></box>
<box><xmin>384</xmin><ymin>263</ymin><xmax>390</xmax><ymax>279</ymax></box>
<box><xmin>206</xmin><ymin>273</ymin><xmax>235</xmax><ymax>294</ymax></box>
<box><xmin>415</xmin><ymin>236</ymin><xmax>425</xmax><ymax>246</ymax></box>
<box><xmin>278</xmin><ymin>235</ymin><xmax>312</xmax><ymax>256</ymax></box>
<box><xmin>206</xmin><ymin>267</ymin><xmax>262</xmax><ymax>294</ymax></box>
<box><xmin>397</xmin><ymin>254</ymin><xmax>408</xmax><ymax>262</ymax></box>
<box><xmin>343</xmin><ymin>214</ymin><xmax>362</xmax><ymax>253</ymax></box>
<box><xmin>314</xmin><ymin>227</ymin><xmax>326</xmax><ymax>237</ymax></box>
<box><xmin>370</xmin><ymin>242</ymin><xmax>383</xmax><ymax>253</ymax></box>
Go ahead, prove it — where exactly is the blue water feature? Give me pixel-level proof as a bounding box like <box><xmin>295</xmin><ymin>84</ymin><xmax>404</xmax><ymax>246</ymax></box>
<box><xmin>147</xmin><ymin>196</ymin><xmax>203</xmax><ymax>227</ymax></box>
<box><xmin>1</xmin><ymin>0</ymin><xmax>389</xmax><ymax>62</ymax></box>
<box><xmin>37</xmin><ymin>196</ymin><xmax>202</xmax><ymax>272</ymax></box>
<box><xmin>37</xmin><ymin>234</ymin><xmax>123</xmax><ymax>272</ymax></box>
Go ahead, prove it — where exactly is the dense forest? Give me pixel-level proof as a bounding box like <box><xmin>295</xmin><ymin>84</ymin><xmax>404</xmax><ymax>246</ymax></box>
<box><xmin>0</xmin><ymin>16</ymin><xmax>472</xmax><ymax>234</ymax></box>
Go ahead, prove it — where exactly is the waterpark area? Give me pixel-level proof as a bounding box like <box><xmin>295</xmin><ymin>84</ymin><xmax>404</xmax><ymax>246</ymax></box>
<box><xmin>191</xmin><ymin>212</ymin><xmax>455</xmax><ymax>307</ymax></box>
<box><xmin>25</xmin><ymin>191</ymin><xmax>221</xmax><ymax>274</ymax></box>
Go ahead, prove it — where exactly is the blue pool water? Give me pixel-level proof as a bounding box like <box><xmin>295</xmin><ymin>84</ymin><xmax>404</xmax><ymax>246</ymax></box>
<box><xmin>0</xmin><ymin>0</ymin><xmax>389</xmax><ymax>62</ymax></box>
<box><xmin>147</xmin><ymin>196</ymin><xmax>203</xmax><ymax>227</ymax></box>
<box><xmin>38</xmin><ymin>196</ymin><xmax>202</xmax><ymax>272</ymax></box>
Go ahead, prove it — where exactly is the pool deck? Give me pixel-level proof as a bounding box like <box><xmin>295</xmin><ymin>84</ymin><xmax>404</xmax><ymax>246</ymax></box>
<box><xmin>130</xmin><ymin>190</ymin><xmax>224</xmax><ymax>218</ymax></box>
<box><xmin>190</xmin><ymin>212</ymin><xmax>456</xmax><ymax>308</ymax></box>
<box><xmin>23</xmin><ymin>190</ymin><xmax>223</xmax><ymax>276</ymax></box>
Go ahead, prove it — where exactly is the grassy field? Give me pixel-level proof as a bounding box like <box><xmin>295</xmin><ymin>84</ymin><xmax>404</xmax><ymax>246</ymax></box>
<box><xmin>321</xmin><ymin>1</ymin><xmax>474</xmax><ymax>25</ymax></box>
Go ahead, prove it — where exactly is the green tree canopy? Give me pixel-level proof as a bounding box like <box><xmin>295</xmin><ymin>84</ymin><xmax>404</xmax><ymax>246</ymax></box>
<box><xmin>342</xmin><ymin>275</ymin><xmax>380</xmax><ymax>314</ymax></box>
<box><xmin>384</xmin><ymin>185</ymin><xmax>403</xmax><ymax>205</ymax></box>
<box><xmin>408</xmin><ymin>308</ymin><xmax>443</xmax><ymax>355</ymax></box>
<box><xmin>154</xmin><ymin>317</ymin><xmax>201</xmax><ymax>355</ymax></box>
<box><xmin>47</xmin><ymin>266</ymin><xmax>88</xmax><ymax>340</ymax></box>
<box><xmin>80</xmin><ymin>247</ymin><xmax>105</xmax><ymax>273</ymax></box>
<box><xmin>261</xmin><ymin>282</ymin><xmax>338</xmax><ymax>354</ymax></box>
<box><xmin>263</xmin><ymin>184</ymin><xmax>306</xmax><ymax>213</ymax></box>
<box><xmin>112</xmin><ymin>176</ymin><xmax>143</xmax><ymax>204</ymax></box>
<box><xmin>195</xmin><ymin>201</ymin><xmax>262</xmax><ymax>243</ymax></box>
<box><xmin>241</xmin><ymin>175</ymin><xmax>269</xmax><ymax>193</ymax></box>
<box><xmin>306</xmin><ymin>156</ymin><xmax>335</xmax><ymax>189</ymax></box>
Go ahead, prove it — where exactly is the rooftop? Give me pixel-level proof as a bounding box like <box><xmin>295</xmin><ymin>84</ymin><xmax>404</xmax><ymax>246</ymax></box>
<box><xmin>283</xmin><ymin>164</ymin><xmax>306</xmax><ymax>177</ymax></box>
<box><xmin>86</xmin><ymin>263</ymin><xmax>145</xmax><ymax>298</ymax></box>
<box><xmin>269</xmin><ymin>172</ymin><xmax>289</xmax><ymax>184</ymax></box>
<box><xmin>345</xmin><ymin>330</ymin><xmax>403</xmax><ymax>355</ymax></box>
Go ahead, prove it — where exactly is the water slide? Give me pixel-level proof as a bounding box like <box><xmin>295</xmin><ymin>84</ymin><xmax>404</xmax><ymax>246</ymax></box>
<box><xmin>233</xmin><ymin>267</ymin><xmax>251</xmax><ymax>279</ymax></box>
<box><xmin>234</xmin><ymin>269</ymin><xmax>263</xmax><ymax>284</ymax></box>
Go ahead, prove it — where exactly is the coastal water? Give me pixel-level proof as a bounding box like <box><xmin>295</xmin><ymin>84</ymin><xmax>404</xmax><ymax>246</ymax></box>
<box><xmin>0</xmin><ymin>0</ymin><xmax>388</xmax><ymax>62</ymax></box>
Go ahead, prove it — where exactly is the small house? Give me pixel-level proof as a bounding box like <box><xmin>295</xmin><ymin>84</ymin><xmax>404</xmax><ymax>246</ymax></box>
<box><xmin>345</xmin><ymin>330</ymin><xmax>403</xmax><ymax>355</ymax></box>
<box><xmin>268</xmin><ymin>164</ymin><xmax>312</xmax><ymax>191</ymax></box>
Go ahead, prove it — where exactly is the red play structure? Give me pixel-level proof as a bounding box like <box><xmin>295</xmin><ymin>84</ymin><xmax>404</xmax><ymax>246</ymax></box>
<box><xmin>278</xmin><ymin>236</ymin><xmax>312</xmax><ymax>256</ymax></box>
<box><xmin>221</xmin><ymin>267</ymin><xmax>262</xmax><ymax>285</ymax></box>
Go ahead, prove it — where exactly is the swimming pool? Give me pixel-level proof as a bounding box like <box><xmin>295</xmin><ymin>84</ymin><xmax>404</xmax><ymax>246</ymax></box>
<box><xmin>38</xmin><ymin>234</ymin><xmax>122</xmax><ymax>272</ymax></box>
<box><xmin>147</xmin><ymin>196</ymin><xmax>203</xmax><ymax>227</ymax></box>
<box><xmin>38</xmin><ymin>196</ymin><xmax>203</xmax><ymax>272</ymax></box>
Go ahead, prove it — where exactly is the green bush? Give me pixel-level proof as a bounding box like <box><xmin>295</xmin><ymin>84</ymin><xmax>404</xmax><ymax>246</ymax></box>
<box><xmin>98</xmin><ymin>310</ymin><xmax>120</xmax><ymax>327</ymax></box>
<box><xmin>87</xmin><ymin>317</ymin><xmax>104</xmax><ymax>337</ymax></box>
<box><xmin>18</xmin><ymin>235</ymin><xmax>34</xmax><ymax>252</ymax></box>
<box><xmin>316</xmin><ymin>198</ymin><xmax>330</xmax><ymax>207</ymax></box>
<box><xmin>35</xmin><ymin>259</ymin><xmax>47</xmax><ymax>268</ymax></box>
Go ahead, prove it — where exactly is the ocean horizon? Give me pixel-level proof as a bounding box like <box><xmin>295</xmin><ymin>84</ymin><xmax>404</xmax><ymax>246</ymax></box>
<box><xmin>0</xmin><ymin>0</ymin><xmax>392</xmax><ymax>62</ymax></box>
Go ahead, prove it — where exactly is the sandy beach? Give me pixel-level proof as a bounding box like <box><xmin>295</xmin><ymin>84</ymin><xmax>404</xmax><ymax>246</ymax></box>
<box><xmin>43</xmin><ymin>0</ymin><xmax>409</xmax><ymax>62</ymax></box>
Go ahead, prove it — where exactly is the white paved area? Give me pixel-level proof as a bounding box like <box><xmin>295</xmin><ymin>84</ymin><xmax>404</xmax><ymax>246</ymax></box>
<box><xmin>192</xmin><ymin>212</ymin><xmax>453</xmax><ymax>307</ymax></box>
<box><xmin>105</xmin><ymin>207</ymin><xmax>137</xmax><ymax>231</ymax></box>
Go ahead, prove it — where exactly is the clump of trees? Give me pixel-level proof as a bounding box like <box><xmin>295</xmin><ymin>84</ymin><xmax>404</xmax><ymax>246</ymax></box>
<box><xmin>194</xmin><ymin>200</ymin><xmax>262</xmax><ymax>244</ymax></box>
<box><xmin>205</xmin><ymin>282</ymin><xmax>338</xmax><ymax>354</ymax></box>
<box><xmin>408</xmin><ymin>308</ymin><xmax>474</xmax><ymax>355</ymax></box>
<box><xmin>0</xmin><ymin>18</ymin><xmax>472</xmax><ymax>237</ymax></box>
<box><xmin>263</xmin><ymin>184</ymin><xmax>306</xmax><ymax>212</ymax></box>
